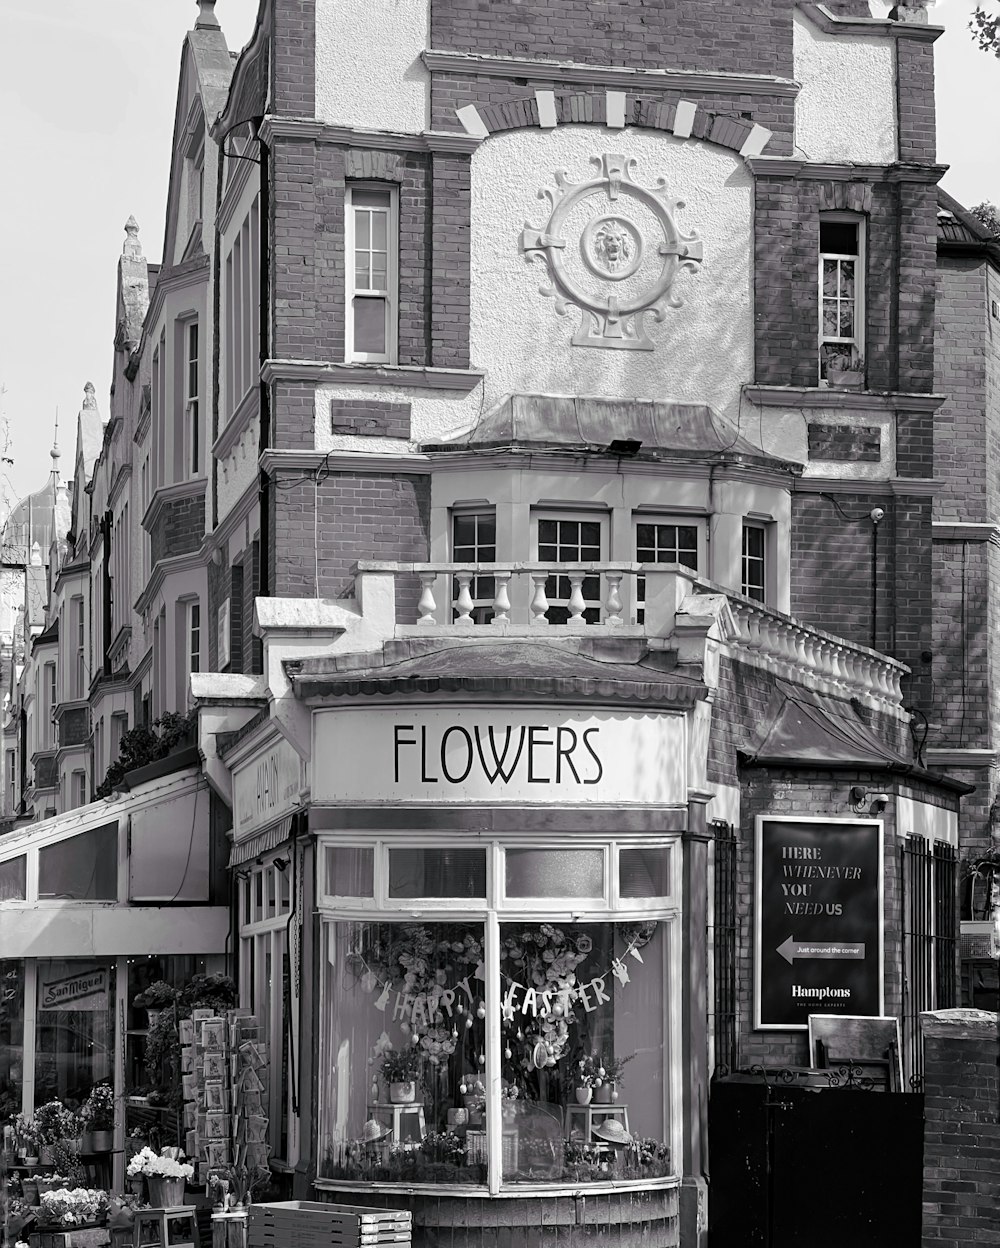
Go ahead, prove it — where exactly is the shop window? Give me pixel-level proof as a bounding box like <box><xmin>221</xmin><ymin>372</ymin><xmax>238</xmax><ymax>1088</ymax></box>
<box><xmin>34</xmin><ymin>959</ymin><xmax>114</xmax><ymax>1107</ymax></box>
<box><xmin>506</xmin><ymin>847</ymin><xmax>605</xmax><ymax>899</ymax></box>
<box><xmin>819</xmin><ymin>215</ymin><xmax>865</xmax><ymax>381</ymax></box>
<box><xmin>533</xmin><ymin>513</ymin><xmax>606</xmax><ymax>624</ymax></box>
<box><xmin>38</xmin><ymin>822</ymin><xmax>118</xmax><ymax>901</ymax></box>
<box><xmin>129</xmin><ymin>789</ymin><xmax>209</xmax><ymax>903</ymax></box>
<box><xmin>634</xmin><ymin>517</ymin><xmax>702</xmax><ymax>623</ymax></box>
<box><xmin>317</xmin><ymin>913</ymin><xmax>671</xmax><ymax>1190</ymax></box>
<box><xmin>388</xmin><ymin>848</ymin><xmax>487</xmax><ymax>899</ymax></box>
<box><xmin>618</xmin><ymin>847</ymin><xmax>671</xmax><ymax>899</ymax></box>
<box><xmin>346</xmin><ymin>185</ymin><xmax>398</xmax><ymax>364</ymax></box>
<box><xmin>325</xmin><ymin>847</ymin><xmax>375</xmax><ymax>898</ymax></box>
<box><xmin>0</xmin><ymin>961</ymin><xmax>24</xmax><ymax>1121</ymax></box>
<box><xmin>0</xmin><ymin>855</ymin><xmax>26</xmax><ymax>901</ymax></box>
<box><xmin>741</xmin><ymin>522</ymin><xmax>767</xmax><ymax>603</ymax></box>
<box><xmin>452</xmin><ymin>511</ymin><xmax>496</xmax><ymax>624</ymax></box>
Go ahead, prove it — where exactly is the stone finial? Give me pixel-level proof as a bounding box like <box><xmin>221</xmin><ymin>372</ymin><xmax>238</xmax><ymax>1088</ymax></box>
<box><xmin>123</xmin><ymin>215</ymin><xmax>143</xmax><ymax>260</ymax></box>
<box><xmin>195</xmin><ymin>0</ymin><xmax>221</xmax><ymax>30</ymax></box>
<box><xmin>83</xmin><ymin>382</ymin><xmax>97</xmax><ymax>410</ymax></box>
<box><xmin>889</xmin><ymin>1</ymin><xmax>930</xmax><ymax>23</ymax></box>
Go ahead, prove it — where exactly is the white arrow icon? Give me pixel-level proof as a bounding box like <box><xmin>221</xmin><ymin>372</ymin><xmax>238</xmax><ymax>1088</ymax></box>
<box><xmin>777</xmin><ymin>936</ymin><xmax>866</xmax><ymax>965</ymax></box>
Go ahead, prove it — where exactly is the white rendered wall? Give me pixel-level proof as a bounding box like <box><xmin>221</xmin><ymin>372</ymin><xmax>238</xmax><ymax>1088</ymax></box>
<box><xmin>471</xmin><ymin>127</ymin><xmax>753</xmax><ymax>424</ymax></box>
<box><xmin>793</xmin><ymin>9</ymin><xmax>897</xmax><ymax>163</ymax></box>
<box><xmin>753</xmin><ymin>404</ymin><xmax>897</xmax><ymax>479</ymax></box>
<box><xmin>315</xmin><ymin>0</ymin><xmax>429</xmax><ymax>133</ymax></box>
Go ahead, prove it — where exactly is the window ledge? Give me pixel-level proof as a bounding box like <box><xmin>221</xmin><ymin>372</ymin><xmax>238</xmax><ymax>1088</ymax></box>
<box><xmin>744</xmin><ymin>385</ymin><xmax>945</xmax><ymax>413</ymax></box>
<box><xmin>261</xmin><ymin>359</ymin><xmax>485</xmax><ymax>394</ymax></box>
<box><xmin>313</xmin><ymin>1174</ymin><xmax>679</xmax><ymax>1198</ymax></box>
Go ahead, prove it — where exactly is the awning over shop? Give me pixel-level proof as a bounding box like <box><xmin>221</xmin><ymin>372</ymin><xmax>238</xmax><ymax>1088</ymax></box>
<box><xmin>740</xmin><ymin>681</ymin><xmax>974</xmax><ymax>794</ymax></box>
<box><xmin>229</xmin><ymin>813</ymin><xmax>295</xmax><ymax>867</ymax></box>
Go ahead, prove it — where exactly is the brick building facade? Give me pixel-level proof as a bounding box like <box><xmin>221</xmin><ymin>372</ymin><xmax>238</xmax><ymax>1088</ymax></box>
<box><xmin>2</xmin><ymin>0</ymin><xmax>995</xmax><ymax>1242</ymax></box>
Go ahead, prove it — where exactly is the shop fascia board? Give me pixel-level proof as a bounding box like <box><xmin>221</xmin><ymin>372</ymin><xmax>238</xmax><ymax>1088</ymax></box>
<box><xmin>0</xmin><ymin>903</ymin><xmax>229</xmax><ymax>959</ymax></box>
<box><xmin>190</xmin><ymin>671</ymin><xmax>269</xmax><ymax>805</ymax></box>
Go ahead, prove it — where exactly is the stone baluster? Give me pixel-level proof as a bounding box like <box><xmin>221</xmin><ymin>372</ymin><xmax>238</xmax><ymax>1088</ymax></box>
<box><xmin>491</xmin><ymin>571</ymin><xmax>512</xmax><ymax>624</ymax></box>
<box><xmin>417</xmin><ymin>572</ymin><xmax>438</xmax><ymax>625</ymax></box>
<box><xmin>453</xmin><ymin>572</ymin><xmax>475</xmax><ymax>626</ymax></box>
<box><xmin>529</xmin><ymin>573</ymin><xmax>550</xmax><ymax>625</ymax></box>
<box><xmin>604</xmin><ymin>570</ymin><xmax>624</xmax><ymax>626</ymax></box>
<box><xmin>566</xmin><ymin>572</ymin><xmax>588</xmax><ymax>628</ymax></box>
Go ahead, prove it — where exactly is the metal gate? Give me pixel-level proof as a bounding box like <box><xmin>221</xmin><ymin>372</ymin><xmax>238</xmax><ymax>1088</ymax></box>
<box><xmin>708</xmin><ymin>1074</ymin><xmax>924</xmax><ymax>1247</ymax></box>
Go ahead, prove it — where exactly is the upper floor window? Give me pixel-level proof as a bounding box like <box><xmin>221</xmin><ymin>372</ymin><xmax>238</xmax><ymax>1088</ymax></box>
<box><xmin>346</xmin><ymin>185</ymin><xmax>398</xmax><ymax>364</ymax></box>
<box><xmin>741</xmin><ymin>522</ymin><xmax>767</xmax><ymax>603</ymax></box>
<box><xmin>533</xmin><ymin>512</ymin><xmax>605</xmax><ymax>624</ymax></box>
<box><xmin>635</xmin><ymin>517</ymin><xmax>703</xmax><ymax>624</ymax></box>
<box><xmin>224</xmin><ymin>196</ymin><xmax>260</xmax><ymax>421</ymax></box>
<box><xmin>819</xmin><ymin>215</ymin><xmax>865</xmax><ymax>381</ymax></box>
<box><xmin>452</xmin><ymin>511</ymin><xmax>496</xmax><ymax>624</ymax></box>
<box><xmin>72</xmin><ymin>596</ymin><xmax>85</xmax><ymax>699</ymax></box>
<box><xmin>190</xmin><ymin>601</ymin><xmax>202</xmax><ymax>677</ymax></box>
<box><xmin>186</xmin><ymin>322</ymin><xmax>200</xmax><ymax>475</ymax></box>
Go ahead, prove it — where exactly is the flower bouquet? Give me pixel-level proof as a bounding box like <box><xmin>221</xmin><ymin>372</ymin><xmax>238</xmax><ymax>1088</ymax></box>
<box><xmin>38</xmin><ymin>1186</ymin><xmax>107</xmax><ymax>1228</ymax></box>
<box><xmin>127</xmin><ymin>1146</ymin><xmax>194</xmax><ymax>1207</ymax></box>
<box><xmin>79</xmin><ymin>1083</ymin><xmax>115</xmax><ymax>1151</ymax></box>
<box><xmin>381</xmin><ymin>1047</ymin><xmax>422</xmax><ymax>1103</ymax></box>
<box><xmin>33</xmin><ymin>1101</ymin><xmax>80</xmax><ymax>1163</ymax></box>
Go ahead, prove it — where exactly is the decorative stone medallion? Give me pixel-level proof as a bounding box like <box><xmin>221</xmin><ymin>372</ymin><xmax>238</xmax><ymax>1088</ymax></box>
<box><xmin>520</xmin><ymin>153</ymin><xmax>704</xmax><ymax>350</ymax></box>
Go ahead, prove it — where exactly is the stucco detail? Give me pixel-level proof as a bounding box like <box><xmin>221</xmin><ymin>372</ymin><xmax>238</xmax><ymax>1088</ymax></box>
<box><xmin>315</xmin><ymin>0</ymin><xmax>429</xmax><ymax>133</ymax></box>
<box><xmin>473</xmin><ymin>127</ymin><xmax>753</xmax><ymax>422</ymax></box>
<box><xmin>752</xmin><ymin>403</ymin><xmax>896</xmax><ymax>479</ymax></box>
<box><xmin>792</xmin><ymin>9</ymin><xmax>896</xmax><ymax>164</ymax></box>
<box><xmin>314</xmin><ymin>383</ymin><xmax>483</xmax><ymax>452</ymax></box>
<box><xmin>218</xmin><ymin>423</ymin><xmax>259</xmax><ymax>518</ymax></box>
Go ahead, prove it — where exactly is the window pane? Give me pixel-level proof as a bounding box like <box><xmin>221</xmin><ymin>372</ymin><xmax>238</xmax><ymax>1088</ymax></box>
<box><xmin>354</xmin><ymin>298</ymin><xmax>387</xmax><ymax>355</ymax></box>
<box><xmin>325</xmin><ymin>846</ymin><xmax>375</xmax><ymax>897</ymax></box>
<box><xmin>354</xmin><ymin>250</ymin><xmax>370</xmax><ymax>288</ymax></box>
<box><xmin>506</xmin><ymin>848</ymin><xmax>604</xmax><ymax>898</ymax></box>
<box><xmin>371</xmin><ymin>255</ymin><xmax>388</xmax><ymax>289</ymax></box>
<box><xmin>620</xmin><ymin>848</ymin><xmax>671</xmax><ymax>898</ymax></box>
<box><xmin>372</xmin><ymin>213</ymin><xmax>387</xmax><ymax>250</ymax></box>
<box><xmin>35</xmin><ymin>959</ymin><xmax>114</xmax><ymax>1107</ymax></box>
<box><xmin>820</xmin><ymin>220</ymin><xmax>858</xmax><ymax>254</ymax></box>
<box><xmin>38</xmin><ymin>823</ymin><xmax>117</xmax><ymax>900</ymax></box>
<box><xmin>453</xmin><ymin>514</ymin><xmax>478</xmax><ymax>550</ymax></box>
<box><xmin>499</xmin><ymin>920</ymin><xmax>669</xmax><ymax>1186</ymax></box>
<box><xmin>352</xmin><ymin>189</ymin><xmax>392</xmax><ymax>208</ymax></box>
<box><xmin>356</xmin><ymin>212</ymin><xmax>370</xmax><ymax>247</ymax></box>
<box><xmin>389</xmin><ymin>848</ymin><xmax>487</xmax><ymax>898</ymax></box>
<box><xmin>0</xmin><ymin>960</ymin><xmax>24</xmax><ymax>1121</ymax></box>
<box><xmin>321</xmin><ymin>920</ymin><xmax>488</xmax><ymax>1185</ymax></box>
<box><xmin>0</xmin><ymin>856</ymin><xmax>26</xmax><ymax>900</ymax></box>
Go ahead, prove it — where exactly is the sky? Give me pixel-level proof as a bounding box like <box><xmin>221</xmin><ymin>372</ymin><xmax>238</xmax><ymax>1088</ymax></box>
<box><xmin>0</xmin><ymin>0</ymin><xmax>996</xmax><ymax>512</ymax></box>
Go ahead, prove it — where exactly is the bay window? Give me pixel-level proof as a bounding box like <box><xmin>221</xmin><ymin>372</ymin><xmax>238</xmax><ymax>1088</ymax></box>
<box><xmin>634</xmin><ymin>517</ymin><xmax>703</xmax><ymax>624</ymax></box>
<box><xmin>451</xmin><ymin>511</ymin><xmax>496</xmax><ymax>624</ymax></box>
<box><xmin>317</xmin><ymin>837</ymin><xmax>676</xmax><ymax>1193</ymax></box>
<box><xmin>532</xmin><ymin>513</ymin><xmax>606</xmax><ymax>624</ymax></box>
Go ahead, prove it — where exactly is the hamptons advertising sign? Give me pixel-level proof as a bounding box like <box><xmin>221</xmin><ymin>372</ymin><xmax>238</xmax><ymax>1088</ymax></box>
<box><xmin>754</xmin><ymin>816</ymin><xmax>883</xmax><ymax>1029</ymax></box>
<box><xmin>313</xmin><ymin>707</ymin><xmax>685</xmax><ymax>805</ymax></box>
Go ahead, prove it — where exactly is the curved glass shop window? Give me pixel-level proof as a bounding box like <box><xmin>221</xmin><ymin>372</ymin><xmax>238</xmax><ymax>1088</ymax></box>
<box><xmin>319</xmin><ymin>844</ymin><xmax>674</xmax><ymax>1191</ymax></box>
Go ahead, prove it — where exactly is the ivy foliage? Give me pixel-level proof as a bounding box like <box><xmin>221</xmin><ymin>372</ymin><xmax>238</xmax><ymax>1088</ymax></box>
<box><xmin>94</xmin><ymin>710</ymin><xmax>196</xmax><ymax>798</ymax></box>
<box><xmin>970</xmin><ymin>6</ymin><xmax>1000</xmax><ymax>56</ymax></box>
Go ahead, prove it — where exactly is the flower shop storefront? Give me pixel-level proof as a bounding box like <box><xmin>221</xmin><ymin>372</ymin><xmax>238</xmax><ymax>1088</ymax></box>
<box><xmin>0</xmin><ymin>766</ymin><xmax>230</xmax><ymax>1191</ymax></box>
<box><xmin>295</xmin><ymin>686</ymin><xmax>710</xmax><ymax>1248</ymax></box>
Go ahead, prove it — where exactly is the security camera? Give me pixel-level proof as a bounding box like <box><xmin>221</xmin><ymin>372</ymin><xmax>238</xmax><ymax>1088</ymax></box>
<box><xmin>870</xmin><ymin>507</ymin><xmax>885</xmax><ymax>524</ymax></box>
<box><xmin>870</xmin><ymin>793</ymin><xmax>890</xmax><ymax>814</ymax></box>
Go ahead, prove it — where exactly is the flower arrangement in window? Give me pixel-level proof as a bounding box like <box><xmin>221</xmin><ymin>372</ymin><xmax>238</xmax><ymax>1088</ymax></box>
<box><xmin>501</xmin><ymin>924</ymin><xmax>592</xmax><ymax>1072</ymax></box>
<box><xmin>33</xmin><ymin>1101</ymin><xmax>79</xmax><ymax>1147</ymax></box>
<box><xmin>126</xmin><ymin>1146</ymin><xmax>194</xmax><ymax>1180</ymax></box>
<box><xmin>131</xmin><ymin>981</ymin><xmax>177</xmax><ymax>1012</ymax></box>
<box><xmin>79</xmin><ymin>1083</ymin><xmax>115</xmax><ymax>1133</ymax></box>
<box><xmin>38</xmin><ymin>1187</ymin><xmax>108</xmax><ymax>1228</ymax></box>
<box><xmin>13</xmin><ymin>1112</ymin><xmax>41</xmax><ymax>1157</ymax></box>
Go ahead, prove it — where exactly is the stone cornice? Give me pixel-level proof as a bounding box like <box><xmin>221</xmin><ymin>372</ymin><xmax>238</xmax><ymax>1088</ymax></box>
<box><xmin>108</xmin><ymin>462</ymin><xmax>132</xmax><ymax>510</ymax></box>
<box><xmin>798</xmin><ymin>3</ymin><xmax>942</xmax><ymax>42</ymax></box>
<box><xmin>134</xmin><ymin>548</ymin><xmax>207</xmax><ymax>617</ymax></box>
<box><xmin>746</xmin><ymin>158</ymin><xmax>947</xmax><ymax>183</ymax></box>
<box><xmin>932</xmin><ymin>522</ymin><xmax>1000</xmax><ymax>545</ymax></box>
<box><xmin>793</xmin><ymin>476</ymin><xmax>938</xmax><ymax>498</ymax></box>
<box><xmin>258</xmin><ymin>116</ymin><xmax>481</xmax><ymax>155</ymax></box>
<box><xmin>421</xmin><ymin>48</ymin><xmax>801</xmax><ymax>98</ymax></box>
<box><xmin>141</xmin><ymin>476</ymin><xmax>208</xmax><ymax>535</ymax></box>
<box><xmin>218</xmin><ymin>142</ymin><xmax>259</xmax><ymax>237</ymax></box>
<box><xmin>924</xmin><ymin>747</ymin><xmax>998</xmax><ymax>767</ymax></box>
<box><xmin>261</xmin><ymin>449</ymin><xmax>432</xmax><ymax>476</ymax></box>
<box><xmin>261</xmin><ymin>358</ymin><xmax>484</xmax><ymax>393</ymax></box>
<box><xmin>213</xmin><ymin>386</ymin><xmax>259</xmax><ymax>462</ymax></box>
<box><xmin>143</xmin><ymin>253</ymin><xmax>210</xmax><ymax>335</ymax></box>
<box><xmin>745</xmin><ymin>385</ymin><xmax>945</xmax><ymax>413</ymax></box>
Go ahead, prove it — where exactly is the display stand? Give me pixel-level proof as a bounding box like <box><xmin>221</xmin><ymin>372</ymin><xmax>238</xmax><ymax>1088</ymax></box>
<box><xmin>211</xmin><ymin>1210</ymin><xmax>248</xmax><ymax>1248</ymax></box>
<box><xmin>367</xmin><ymin>1102</ymin><xmax>427</xmax><ymax>1144</ymax></box>
<box><xmin>133</xmin><ymin>1205</ymin><xmax>199</xmax><ymax>1248</ymax></box>
<box><xmin>563</xmin><ymin>1104</ymin><xmax>630</xmax><ymax>1140</ymax></box>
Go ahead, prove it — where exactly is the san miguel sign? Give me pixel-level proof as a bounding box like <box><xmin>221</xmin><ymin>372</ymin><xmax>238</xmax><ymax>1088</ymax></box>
<box><xmin>754</xmin><ymin>817</ymin><xmax>883</xmax><ymax>1029</ymax></box>
<box><xmin>313</xmin><ymin>707</ymin><xmax>686</xmax><ymax>805</ymax></box>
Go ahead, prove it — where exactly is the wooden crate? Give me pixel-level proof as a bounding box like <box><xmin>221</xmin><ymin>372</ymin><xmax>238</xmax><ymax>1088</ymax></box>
<box><xmin>248</xmin><ymin>1201</ymin><xmax>410</xmax><ymax>1248</ymax></box>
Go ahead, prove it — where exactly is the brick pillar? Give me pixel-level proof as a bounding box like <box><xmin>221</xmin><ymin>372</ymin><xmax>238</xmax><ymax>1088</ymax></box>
<box><xmin>430</xmin><ymin>153</ymin><xmax>472</xmax><ymax>369</ymax></box>
<box><xmin>754</xmin><ymin>179</ymin><xmax>821</xmax><ymax>387</ymax></box>
<box><xmin>921</xmin><ymin>1009</ymin><xmax>1000</xmax><ymax>1245</ymax></box>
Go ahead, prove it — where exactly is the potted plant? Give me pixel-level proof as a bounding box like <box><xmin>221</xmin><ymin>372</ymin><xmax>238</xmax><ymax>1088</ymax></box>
<box><xmin>14</xmin><ymin>1112</ymin><xmax>40</xmax><ymax>1164</ymax></box>
<box><xmin>132</xmin><ymin>980</ymin><xmax>177</xmax><ymax>1029</ymax></box>
<box><xmin>33</xmin><ymin>1102</ymin><xmax>78</xmax><ymax>1165</ymax></box>
<box><xmin>962</xmin><ymin>845</ymin><xmax>1000</xmax><ymax>920</ymax></box>
<box><xmin>79</xmin><ymin>1083</ymin><xmax>115</xmax><ymax>1152</ymax></box>
<box><xmin>381</xmin><ymin>1047</ymin><xmax>422</xmax><ymax>1103</ymax></box>
<box><xmin>826</xmin><ymin>352</ymin><xmax>866</xmax><ymax>390</ymax></box>
<box><xmin>126</xmin><ymin>1146</ymin><xmax>194</xmax><ymax>1208</ymax></box>
<box><xmin>592</xmin><ymin>1053</ymin><xmax>634</xmax><ymax>1104</ymax></box>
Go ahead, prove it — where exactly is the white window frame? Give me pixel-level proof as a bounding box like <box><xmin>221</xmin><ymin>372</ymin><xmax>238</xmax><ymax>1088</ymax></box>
<box><xmin>186</xmin><ymin>320</ymin><xmax>200</xmax><ymax>476</ymax></box>
<box><xmin>451</xmin><ymin>508</ymin><xmax>498</xmax><ymax>624</ymax></box>
<box><xmin>530</xmin><ymin>509</ymin><xmax>608</xmax><ymax>624</ymax></box>
<box><xmin>633</xmin><ymin>514</ymin><xmax>705</xmax><ymax>624</ymax></box>
<box><xmin>217</xmin><ymin>600</ymin><xmax>231</xmax><ymax>670</ymax></box>
<box><xmin>819</xmin><ymin>212</ymin><xmax>865</xmax><ymax>382</ymax></box>
<box><xmin>189</xmin><ymin>600</ymin><xmax>202</xmax><ymax>677</ymax></box>
<box><xmin>345</xmin><ymin>183</ymin><xmax>399</xmax><ymax>365</ymax></box>
<box><xmin>741</xmin><ymin>519</ymin><xmax>769</xmax><ymax>604</ymax></box>
<box><xmin>73</xmin><ymin>596</ymin><xmax>85</xmax><ymax>699</ymax></box>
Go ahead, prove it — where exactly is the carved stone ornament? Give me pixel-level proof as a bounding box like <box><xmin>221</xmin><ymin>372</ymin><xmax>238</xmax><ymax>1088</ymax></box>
<box><xmin>520</xmin><ymin>153</ymin><xmax>704</xmax><ymax>351</ymax></box>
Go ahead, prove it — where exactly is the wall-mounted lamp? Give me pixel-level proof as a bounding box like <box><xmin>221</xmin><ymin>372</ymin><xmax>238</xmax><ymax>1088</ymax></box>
<box><xmin>607</xmin><ymin>438</ymin><xmax>642</xmax><ymax>457</ymax></box>
<box><xmin>273</xmin><ymin>857</ymin><xmax>289</xmax><ymax>873</ymax></box>
<box><xmin>850</xmin><ymin>787</ymin><xmax>890</xmax><ymax>815</ymax></box>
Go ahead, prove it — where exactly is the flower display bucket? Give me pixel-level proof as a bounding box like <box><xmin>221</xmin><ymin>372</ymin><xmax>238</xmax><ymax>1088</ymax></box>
<box><xmin>575</xmin><ymin>1086</ymin><xmax>593</xmax><ymax>1105</ymax></box>
<box><xmin>89</xmin><ymin>1130</ymin><xmax>113</xmax><ymax>1152</ymax></box>
<box><xmin>593</xmin><ymin>1084</ymin><xmax>613</xmax><ymax>1104</ymax></box>
<box><xmin>148</xmin><ymin>1175</ymin><xmax>186</xmax><ymax>1208</ymax></box>
<box><xmin>389</xmin><ymin>1081</ymin><xmax>416</xmax><ymax>1104</ymax></box>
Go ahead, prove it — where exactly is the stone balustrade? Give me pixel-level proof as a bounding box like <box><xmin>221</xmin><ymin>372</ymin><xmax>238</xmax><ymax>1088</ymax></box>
<box><xmin>354</xmin><ymin>561</ymin><xmax>908</xmax><ymax>711</ymax></box>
